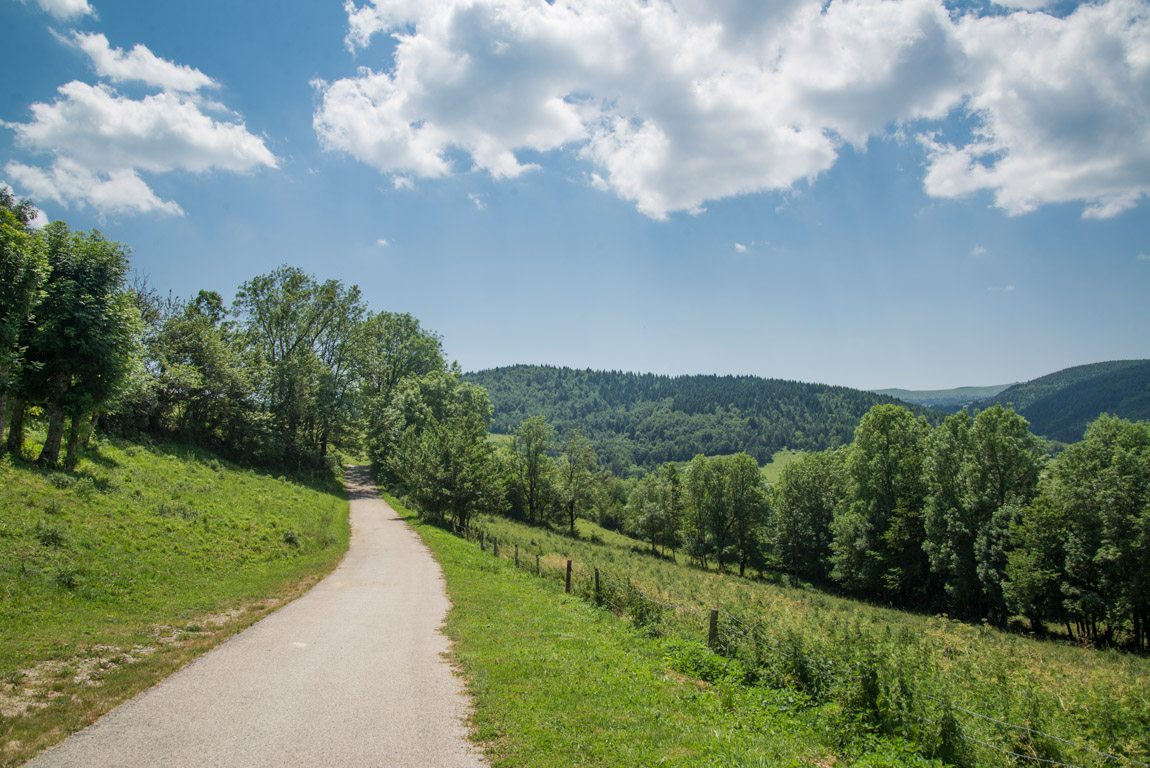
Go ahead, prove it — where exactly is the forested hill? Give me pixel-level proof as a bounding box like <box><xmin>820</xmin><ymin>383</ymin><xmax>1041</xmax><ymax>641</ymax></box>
<box><xmin>976</xmin><ymin>359</ymin><xmax>1150</xmax><ymax>443</ymax></box>
<box><xmin>463</xmin><ymin>365</ymin><xmax>938</xmax><ymax>470</ymax></box>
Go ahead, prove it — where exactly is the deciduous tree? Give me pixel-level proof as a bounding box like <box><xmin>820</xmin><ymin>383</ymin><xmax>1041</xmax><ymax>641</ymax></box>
<box><xmin>0</xmin><ymin>189</ymin><xmax>47</xmax><ymax>450</ymax></box>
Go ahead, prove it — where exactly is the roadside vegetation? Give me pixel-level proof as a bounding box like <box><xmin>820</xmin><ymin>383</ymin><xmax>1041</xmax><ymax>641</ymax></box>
<box><xmin>397</xmin><ymin>498</ymin><xmax>1149</xmax><ymax>768</ymax></box>
<box><xmin>391</xmin><ymin>495</ymin><xmax>949</xmax><ymax>768</ymax></box>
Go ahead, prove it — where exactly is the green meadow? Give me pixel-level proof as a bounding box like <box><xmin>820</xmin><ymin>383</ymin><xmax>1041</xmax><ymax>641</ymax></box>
<box><xmin>388</xmin><ymin>493</ymin><xmax>944</xmax><ymax>768</ymax></box>
<box><xmin>412</xmin><ymin>504</ymin><xmax>1150</xmax><ymax>768</ymax></box>
<box><xmin>760</xmin><ymin>448</ymin><xmax>807</xmax><ymax>484</ymax></box>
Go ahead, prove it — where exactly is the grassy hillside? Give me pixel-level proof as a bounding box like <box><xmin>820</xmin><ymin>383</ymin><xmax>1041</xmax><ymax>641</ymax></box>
<box><xmin>977</xmin><ymin>360</ymin><xmax>1150</xmax><ymax>442</ymax></box>
<box><xmin>464</xmin><ymin>365</ymin><xmax>939</xmax><ymax>471</ymax></box>
<box><xmin>0</xmin><ymin>433</ymin><xmax>350</xmax><ymax>767</ymax></box>
<box><xmin>873</xmin><ymin>384</ymin><xmax>1013</xmax><ymax>412</ymax></box>
<box><xmin>408</xmin><ymin>506</ymin><xmax>1149</xmax><ymax>768</ymax></box>
<box><xmin>759</xmin><ymin>448</ymin><xmax>806</xmax><ymax>484</ymax></box>
<box><xmin>390</xmin><ymin>496</ymin><xmax>946</xmax><ymax>767</ymax></box>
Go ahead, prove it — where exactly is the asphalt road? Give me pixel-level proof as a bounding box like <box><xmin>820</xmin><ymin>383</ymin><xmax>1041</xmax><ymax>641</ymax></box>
<box><xmin>26</xmin><ymin>465</ymin><xmax>486</xmax><ymax>767</ymax></box>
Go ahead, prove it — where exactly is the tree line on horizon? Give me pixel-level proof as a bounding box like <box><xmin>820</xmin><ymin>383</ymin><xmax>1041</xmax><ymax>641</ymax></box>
<box><xmin>463</xmin><ymin>364</ymin><xmax>941</xmax><ymax>472</ymax></box>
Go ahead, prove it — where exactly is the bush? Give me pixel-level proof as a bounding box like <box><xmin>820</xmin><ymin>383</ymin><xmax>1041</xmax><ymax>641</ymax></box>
<box><xmin>35</xmin><ymin>521</ymin><xmax>68</xmax><ymax>548</ymax></box>
<box><xmin>661</xmin><ymin>638</ymin><xmax>745</xmax><ymax>684</ymax></box>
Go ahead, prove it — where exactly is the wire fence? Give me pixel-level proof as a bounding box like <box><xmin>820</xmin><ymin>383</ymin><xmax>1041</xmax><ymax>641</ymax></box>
<box><xmin>447</xmin><ymin>519</ymin><xmax>1148</xmax><ymax>768</ymax></box>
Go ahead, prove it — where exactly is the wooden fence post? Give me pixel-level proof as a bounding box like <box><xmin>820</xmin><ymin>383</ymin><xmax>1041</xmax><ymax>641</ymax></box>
<box><xmin>565</xmin><ymin>560</ymin><xmax>572</xmax><ymax>594</ymax></box>
<box><xmin>594</xmin><ymin>568</ymin><xmax>600</xmax><ymax>604</ymax></box>
<box><xmin>708</xmin><ymin>609</ymin><xmax>719</xmax><ymax>650</ymax></box>
<box><xmin>515</xmin><ymin>544</ymin><xmax>519</xmax><ymax>567</ymax></box>
<box><xmin>493</xmin><ymin>537</ymin><xmax>498</xmax><ymax>558</ymax></box>
<box><xmin>479</xmin><ymin>531</ymin><xmax>485</xmax><ymax>550</ymax></box>
<box><xmin>536</xmin><ymin>554</ymin><xmax>540</xmax><ymax>575</ymax></box>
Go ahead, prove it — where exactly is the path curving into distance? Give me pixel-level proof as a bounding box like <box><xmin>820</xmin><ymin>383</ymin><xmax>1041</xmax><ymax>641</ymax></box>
<box><xmin>27</xmin><ymin>466</ymin><xmax>486</xmax><ymax>768</ymax></box>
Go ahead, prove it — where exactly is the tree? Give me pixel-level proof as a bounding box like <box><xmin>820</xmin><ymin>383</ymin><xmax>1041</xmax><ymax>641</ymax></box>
<box><xmin>660</xmin><ymin>462</ymin><xmax>684</xmax><ymax>559</ymax></box>
<box><xmin>1052</xmin><ymin>415</ymin><xmax>1150</xmax><ymax>649</ymax></box>
<box><xmin>723</xmin><ymin>452</ymin><xmax>767</xmax><ymax>577</ymax></box>
<box><xmin>0</xmin><ymin>189</ymin><xmax>47</xmax><ymax>450</ymax></box>
<box><xmin>684</xmin><ymin>454</ymin><xmax>722</xmax><ymax>569</ymax></box>
<box><xmin>511</xmin><ymin>415</ymin><xmax>554</xmax><ymax>525</ymax></box>
<box><xmin>626</xmin><ymin>471</ymin><xmax>666</xmax><ymax>553</ymax></box>
<box><xmin>831</xmin><ymin>404</ymin><xmax>930</xmax><ymax>604</ymax></box>
<box><xmin>311</xmin><ymin>289</ymin><xmax>366</xmax><ymax>458</ymax></box>
<box><xmin>1003</xmin><ymin>495</ymin><xmax>1069</xmax><ymax>634</ymax></box>
<box><xmin>233</xmin><ymin>266</ymin><xmax>366</xmax><ymax>467</ymax></box>
<box><xmin>10</xmin><ymin>223</ymin><xmax>137</xmax><ymax>466</ymax></box>
<box><xmin>153</xmin><ymin>291</ymin><xmax>253</xmax><ymax>448</ymax></box>
<box><xmin>396</xmin><ymin>377</ymin><xmax>500</xmax><ymax>532</ymax></box>
<box><xmin>358</xmin><ymin>311</ymin><xmax>444</xmax><ymax>403</ymax></box>
<box><xmin>557</xmin><ymin>430</ymin><xmax>597</xmax><ymax>535</ymax></box>
<box><xmin>924</xmin><ymin>405</ymin><xmax>1041</xmax><ymax>619</ymax></box>
<box><xmin>770</xmin><ymin>448</ymin><xmax>849</xmax><ymax>582</ymax></box>
<box><xmin>358</xmin><ymin>311</ymin><xmax>446</xmax><ymax>479</ymax></box>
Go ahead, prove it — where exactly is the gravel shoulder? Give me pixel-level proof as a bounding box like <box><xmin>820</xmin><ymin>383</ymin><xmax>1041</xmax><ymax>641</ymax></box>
<box><xmin>25</xmin><ymin>465</ymin><xmax>486</xmax><ymax>768</ymax></box>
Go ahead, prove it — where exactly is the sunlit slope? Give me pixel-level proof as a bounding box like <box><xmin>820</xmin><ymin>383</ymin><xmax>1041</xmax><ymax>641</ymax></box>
<box><xmin>0</xmin><ymin>435</ymin><xmax>350</xmax><ymax>766</ymax></box>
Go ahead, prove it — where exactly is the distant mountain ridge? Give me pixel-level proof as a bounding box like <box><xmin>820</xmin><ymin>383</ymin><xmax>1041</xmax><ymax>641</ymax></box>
<box><xmin>873</xmin><ymin>384</ymin><xmax>1014</xmax><ymax>412</ymax></box>
<box><xmin>463</xmin><ymin>365</ymin><xmax>938</xmax><ymax>471</ymax></box>
<box><xmin>975</xmin><ymin>359</ymin><xmax>1150</xmax><ymax>443</ymax></box>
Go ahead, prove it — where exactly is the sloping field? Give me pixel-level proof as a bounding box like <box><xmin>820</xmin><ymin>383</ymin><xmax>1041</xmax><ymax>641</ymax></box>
<box><xmin>417</xmin><ymin>507</ymin><xmax>1150</xmax><ymax>768</ymax></box>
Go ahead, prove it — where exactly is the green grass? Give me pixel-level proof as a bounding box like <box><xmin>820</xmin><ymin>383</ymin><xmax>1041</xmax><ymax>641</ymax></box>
<box><xmin>0</xmin><ymin>433</ymin><xmax>350</xmax><ymax>766</ymax></box>
<box><xmin>760</xmin><ymin>449</ymin><xmax>807</xmax><ymax>484</ymax></box>
<box><xmin>438</xmin><ymin>510</ymin><xmax>1150</xmax><ymax>768</ymax></box>
<box><xmin>386</xmin><ymin>494</ymin><xmax>943</xmax><ymax>768</ymax></box>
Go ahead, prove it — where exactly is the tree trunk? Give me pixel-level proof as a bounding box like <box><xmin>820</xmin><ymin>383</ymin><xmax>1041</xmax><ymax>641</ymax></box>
<box><xmin>0</xmin><ymin>362</ymin><xmax>8</xmax><ymax>447</ymax></box>
<box><xmin>6</xmin><ymin>394</ymin><xmax>26</xmax><ymax>456</ymax></box>
<box><xmin>38</xmin><ymin>370</ymin><xmax>72</xmax><ymax>467</ymax></box>
<box><xmin>83</xmin><ymin>409</ymin><xmax>101</xmax><ymax>449</ymax></box>
<box><xmin>64</xmin><ymin>412</ymin><xmax>84</xmax><ymax>471</ymax></box>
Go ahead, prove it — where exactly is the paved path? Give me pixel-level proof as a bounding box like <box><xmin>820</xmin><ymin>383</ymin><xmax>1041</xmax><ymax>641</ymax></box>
<box><xmin>27</xmin><ymin>466</ymin><xmax>486</xmax><ymax>768</ymax></box>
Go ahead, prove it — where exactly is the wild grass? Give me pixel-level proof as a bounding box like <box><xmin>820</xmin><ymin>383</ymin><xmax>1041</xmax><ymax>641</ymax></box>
<box><xmin>0</xmin><ymin>432</ymin><xmax>350</xmax><ymax>767</ymax></box>
<box><xmin>455</xmin><ymin>512</ymin><xmax>1150</xmax><ymax>768</ymax></box>
<box><xmin>760</xmin><ymin>449</ymin><xmax>807</xmax><ymax>484</ymax></box>
<box><xmin>388</xmin><ymin>493</ymin><xmax>944</xmax><ymax>767</ymax></box>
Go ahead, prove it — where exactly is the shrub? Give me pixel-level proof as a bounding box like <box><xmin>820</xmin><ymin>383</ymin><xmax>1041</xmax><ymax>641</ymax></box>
<box><xmin>35</xmin><ymin>521</ymin><xmax>68</xmax><ymax>548</ymax></box>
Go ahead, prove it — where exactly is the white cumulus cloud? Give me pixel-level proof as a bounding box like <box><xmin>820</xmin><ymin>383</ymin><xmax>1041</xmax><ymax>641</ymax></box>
<box><xmin>6</xmin><ymin>158</ymin><xmax>184</xmax><ymax>216</ymax></box>
<box><xmin>26</xmin><ymin>0</ymin><xmax>93</xmax><ymax>21</ymax></box>
<box><xmin>319</xmin><ymin>0</ymin><xmax>1150</xmax><ymax>221</ymax></box>
<box><xmin>923</xmin><ymin>0</ymin><xmax>1150</xmax><ymax>219</ymax></box>
<box><xmin>4</xmin><ymin>38</ymin><xmax>277</xmax><ymax>216</ymax></box>
<box><xmin>69</xmin><ymin>33</ymin><xmax>218</xmax><ymax>93</ymax></box>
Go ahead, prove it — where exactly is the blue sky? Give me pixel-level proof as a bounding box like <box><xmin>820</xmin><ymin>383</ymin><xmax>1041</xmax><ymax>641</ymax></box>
<box><xmin>2</xmin><ymin>0</ymin><xmax>1147</xmax><ymax>390</ymax></box>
